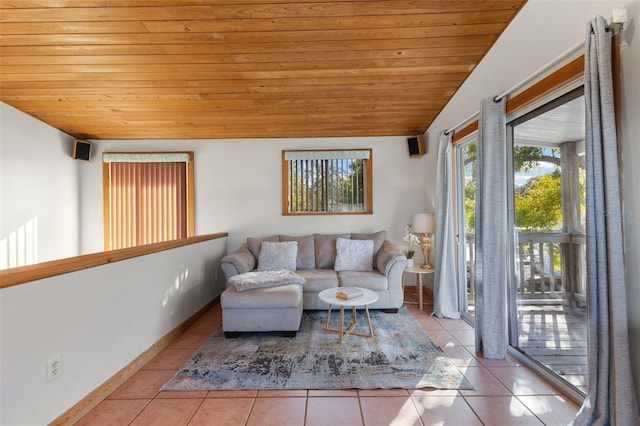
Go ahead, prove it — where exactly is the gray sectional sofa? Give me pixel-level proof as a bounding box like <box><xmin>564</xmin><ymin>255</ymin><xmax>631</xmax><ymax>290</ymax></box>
<box><xmin>219</xmin><ymin>231</ymin><xmax>407</xmax><ymax>336</ymax></box>
<box><xmin>221</xmin><ymin>231</ymin><xmax>407</xmax><ymax>309</ymax></box>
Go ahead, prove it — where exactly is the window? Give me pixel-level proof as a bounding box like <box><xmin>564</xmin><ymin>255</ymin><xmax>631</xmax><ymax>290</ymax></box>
<box><xmin>103</xmin><ymin>152</ymin><xmax>195</xmax><ymax>250</ymax></box>
<box><xmin>282</xmin><ymin>149</ymin><xmax>372</xmax><ymax>215</ymax></box>
<box><xmin>454</xmin><ymin>136</ymin><xmax>478</xmax><ymax>320</ymax></box>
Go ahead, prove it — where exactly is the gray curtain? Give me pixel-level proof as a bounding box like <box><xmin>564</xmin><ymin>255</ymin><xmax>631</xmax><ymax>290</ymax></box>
<box><xmin>433</xmin><ymin>130</ymin><xmax>460</xmax><ymax>319</ymax></box>
<box><xmin>474</xmin><ymin>96</ymin><xmax>508</xmax><ymax>359</ymax></box>
<box><xmin>572</xmin><ymin>16</ymin><xmax>640</xmax><ymax>426</ymax></box>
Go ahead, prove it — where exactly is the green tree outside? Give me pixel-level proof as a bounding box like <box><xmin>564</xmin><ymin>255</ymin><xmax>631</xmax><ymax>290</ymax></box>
<box><xmin>515</xmin><ymin>169</ymin><xmax>562</xmax><ymax>232</ymax></box>
<box><xmin>463</xmin><ymin>143</ymin><xmax>562</xmax><ymax>233</ymax></box>
<box><xmin>337</xmin><ymin>159</ymin><xmax>364</xmax><ymax>210</ymax></box>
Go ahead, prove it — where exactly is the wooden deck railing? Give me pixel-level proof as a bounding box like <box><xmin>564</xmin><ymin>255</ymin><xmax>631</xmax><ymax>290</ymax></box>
<box><xmin>465</xmin><ymin>232</ymin><xmax>586</xmax><ymax>303</ymax></box>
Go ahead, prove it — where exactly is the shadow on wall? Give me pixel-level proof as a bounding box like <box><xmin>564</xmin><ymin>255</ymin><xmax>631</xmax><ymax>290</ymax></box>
<box><xmin>161</xmin><ymin>254</ymin><xmax>226</xmax><ymax>322</ymax></box>
<box><xmin>0</xmin><ymin>216</ymin><xmax>39</xmax><ymax>270</ymax></box>
<box><xmin>162</xmin><ymin>263</ymin><xmax>191</xmax><ymax>308</ymax></box>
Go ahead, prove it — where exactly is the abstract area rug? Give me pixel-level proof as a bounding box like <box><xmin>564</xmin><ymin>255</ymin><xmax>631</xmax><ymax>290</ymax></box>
<box><xmin>161</xmin><ymin>307</ymin><xmax>473</xmax><ymax>391</ymax></box>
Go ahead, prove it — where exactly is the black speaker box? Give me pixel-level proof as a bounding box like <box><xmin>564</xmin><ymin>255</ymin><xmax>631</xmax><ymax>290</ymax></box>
<box><xmin>72</xmin><ymin>139</ymin><xmax>92</xmax><ymax>161</ymax></box>
<box><xmin>407</xmin><ymin>135</ymin><xmax>425</xmax><ymax>157</ymax></box>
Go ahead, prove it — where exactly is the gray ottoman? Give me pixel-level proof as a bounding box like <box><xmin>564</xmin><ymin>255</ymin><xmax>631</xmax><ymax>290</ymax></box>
<box><xmin>221</xmin><ymin>283</ymin><xmax>303</xmax><ymax>337</ymax></box>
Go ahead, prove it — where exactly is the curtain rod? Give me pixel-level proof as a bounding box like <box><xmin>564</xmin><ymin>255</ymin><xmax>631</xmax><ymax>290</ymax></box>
<box><xmin>444</xmin><ymin>111</ymin><xmax>478</xmax><ymax>135</ymax></box>
<box><xmin>444</xmin><ymin>40</ymin><xmax>584</xmax><ymax>135</ymax></box>
<box><xmin>444</xmin><ymin>16</ymin><xmax>624</xmax><ymax>136</ymax></box>
<box><xmin>493</xmin><ymin>40</ymin><xmax>584</xmax><ymax>102</ymax></box>
<box><xmin>494</xmin><ymin>19</ymin><xmax>623</xmax><ymax>103</ymax></box>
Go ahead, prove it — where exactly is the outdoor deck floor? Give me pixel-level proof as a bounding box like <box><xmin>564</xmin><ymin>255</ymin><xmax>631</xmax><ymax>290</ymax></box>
<box><xmin>467</xmin><ymin>301</ymin><xmax>588</xmax><ymax>395</ymax></box>
<box><xmin>517</xmin><ymin>303</ymin><xmax>588</xmax><ymax>394</ymax></box>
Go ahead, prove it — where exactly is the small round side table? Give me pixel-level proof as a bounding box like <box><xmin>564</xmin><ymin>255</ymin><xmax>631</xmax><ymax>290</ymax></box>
<box><xmin>402</xmin><ymin>265</ymin><xmax>434</xmax><ymax>310</ymax></box>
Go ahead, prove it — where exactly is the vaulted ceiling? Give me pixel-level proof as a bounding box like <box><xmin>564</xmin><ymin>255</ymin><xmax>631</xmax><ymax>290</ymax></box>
<box><xmin>0</xmin><ymin>1</ymin><xmax>526</xmax><ymax>140</ymax></box>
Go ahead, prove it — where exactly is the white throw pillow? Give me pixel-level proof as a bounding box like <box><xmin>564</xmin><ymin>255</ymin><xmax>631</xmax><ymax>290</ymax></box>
<box><xmin>258</xmin><ymin>241</ymin><xmax>298</xmax><ymax>271</ymax></box>
<box><xmin>334</xmin><ymin>238</ymin><xmax>374</xmax><ymax>271</ymax></box>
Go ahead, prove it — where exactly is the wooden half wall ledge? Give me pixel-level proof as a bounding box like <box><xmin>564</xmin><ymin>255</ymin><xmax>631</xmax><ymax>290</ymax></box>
<box><xmin>0</xmin><ymin>233</ymin><xmax>228</xmax><ymax>289</ymax></box>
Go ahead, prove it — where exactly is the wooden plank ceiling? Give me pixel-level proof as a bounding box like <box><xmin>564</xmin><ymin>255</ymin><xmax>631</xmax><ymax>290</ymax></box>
<box><xmin>0</xmin><ymin>1</ymin><xmax>526</xmax><ymax>140</ymax></box>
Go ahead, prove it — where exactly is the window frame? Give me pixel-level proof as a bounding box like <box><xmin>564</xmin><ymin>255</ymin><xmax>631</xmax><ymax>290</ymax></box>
<box><xmin>281</xmin><ymin>149</ymin><xmax>373</xmax><ymax>216</ymax></box>
<box><xmin>102</xmin><ymin>151</ymin><xmax>195</xmax><ymax>250</ymax></box>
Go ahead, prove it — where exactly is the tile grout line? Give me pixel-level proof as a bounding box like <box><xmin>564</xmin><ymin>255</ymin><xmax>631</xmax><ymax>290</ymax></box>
<box><xmin>127</xmin><ymin>398</ymin><xmax>153</xmax><ymax>426</ymax></box>
<box><xmin>244</xmin><ymin>396</ymin><xmax>258</xmax><ymax>426</ymax></box>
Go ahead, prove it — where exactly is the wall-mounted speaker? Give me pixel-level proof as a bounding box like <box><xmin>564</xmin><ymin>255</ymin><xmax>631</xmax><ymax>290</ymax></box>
<box><xmin>72</xmin><ymin>139</ymin><xmax>92</xmax><ymax>161</ymax></box>
<box><xmin>407</xmin><ymin>135</ymin><xmax>425</xmax><ymax>157</ymax></box>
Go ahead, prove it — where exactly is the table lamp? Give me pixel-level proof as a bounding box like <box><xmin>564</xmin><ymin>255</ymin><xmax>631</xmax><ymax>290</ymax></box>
<box><xmin>412</xmin><ymin>213</ymin><xmax>434</xmax><ymax>270</ymax></box>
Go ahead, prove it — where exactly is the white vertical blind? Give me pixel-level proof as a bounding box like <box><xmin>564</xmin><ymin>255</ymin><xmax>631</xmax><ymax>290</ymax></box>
<box><xmin>287</xmin><ymin>157</ymin><xmax>365</xmax><ymax>213</ymax></box>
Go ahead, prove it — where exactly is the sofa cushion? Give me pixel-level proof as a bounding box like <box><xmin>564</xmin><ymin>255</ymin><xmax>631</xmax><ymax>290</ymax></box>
<box><xmin>334</xmin><ymin>238</ymin><xmax>374</xmax><ymax>271</ymax></box>
<box><xmin>258</xmin><ymin>241</ymin><xmax>298</xmax><ymax>271</ymax></box>
<box><xmin>351</xmin><ymin>230</ymin><xmax>386</xmax><ymax>259</ymax></box>
<box><xmin>295</xmin><ymin>269</ymin><xmax>339</xmax><ymax>292</ymax></box>
<box><xmin>338</xmin><ymin>270</ymin><xmax>388</xmax><ymax>291</ymax></box>
<box><xmin>280</xmin><ymin>234</ymin><xmax>315</xmax><ymax>270</ymax></box>
<box><xmin>247</xmin><ymin>235</ymin><xmax>280</xmax><ymax>259</ymax></box>
<box><xmin>314</xmin><ymin>233</ymin><xmax>350</xmax><ymax>269</ymax></box>
<box><xmin>229</xmin><ymin>270</ymin><xmax>305</xmax><ymax>292</ymax></box>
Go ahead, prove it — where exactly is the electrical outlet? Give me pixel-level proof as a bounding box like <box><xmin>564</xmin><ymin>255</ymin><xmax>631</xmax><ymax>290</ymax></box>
<box><xmin>47</xmin><ymin>355</ymin><xmax>62</xmax><ymax>382</ymax></box>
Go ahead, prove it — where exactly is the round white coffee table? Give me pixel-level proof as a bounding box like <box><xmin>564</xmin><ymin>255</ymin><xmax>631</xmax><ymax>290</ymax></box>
<box><xmin>318</xmin><ymin>287</ymin><xmax>379</xmax><ymax>344</ymax></box>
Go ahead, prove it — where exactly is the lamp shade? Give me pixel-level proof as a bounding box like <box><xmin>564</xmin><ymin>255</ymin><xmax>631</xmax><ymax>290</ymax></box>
<box><xmin>412</xmin><ymin>213</ymin><xmax>433</xmax><ymax>234</ymax></box>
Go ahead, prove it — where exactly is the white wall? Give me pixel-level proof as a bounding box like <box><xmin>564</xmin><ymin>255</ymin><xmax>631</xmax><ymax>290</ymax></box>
<box><xmin>0</xmin><ymin>103</ymin><xmax>80</xmax><ymax>266</ymax></box>
<box><xmin>79</xmin><ymin>137</ymin><xmax>435</xmax><ymax>258</ymax></box>
<box><xmin>425</xmin><ymin>0</ymin><xmax>640</xmax><ymax>405</ymax></box>
<box><xmin>0</xmin><ymin>237</ymin><xmax>227</xmax><ymax>425</ymax></box>
<box><xmin>1</xmin><ymin>105</ymin><xmax>434</xmax><ymax>264</ymax></box>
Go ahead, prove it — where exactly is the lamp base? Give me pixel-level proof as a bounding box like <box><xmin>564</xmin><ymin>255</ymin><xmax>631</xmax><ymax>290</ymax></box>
<box><xmin>421</xmin><ymin>235</ymin><xmax>433</xmax><ymax>271</ymax></box>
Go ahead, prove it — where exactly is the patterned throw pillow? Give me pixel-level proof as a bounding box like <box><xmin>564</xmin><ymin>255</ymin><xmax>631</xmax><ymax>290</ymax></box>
<box><xmin>334</xmin><ymin>238</ymin><xmax>374</xmax><ymax>272</ymax></box>
<box><xmin>246</xmin><ymin>235</ymin><xmax>279</xmax><ymax>259</ymax></box>
<box><xmin>257</xmin><ymin>241</ymin><xmax>298</xmax><ymax>271</ymax></box>
<box><xmin>351</xmin><ymin>230</ymin><xmax>385</xmax><ymax>259</ymax></box>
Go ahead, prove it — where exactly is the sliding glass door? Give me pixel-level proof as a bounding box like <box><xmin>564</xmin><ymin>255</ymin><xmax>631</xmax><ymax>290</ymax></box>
<box><xmin>455</xmin><ymin>137</ymin><xmax>477</xmax><ymax>321</ymax></box>
<box><xmin>507</xmin><ymin>87</ymin><xmax>588</xmax><ymax>395</ymax></box>
<box><xmin>449</xmin><ymin>70</ymin><xmax>588</xmax><ymax>398</ymax></box>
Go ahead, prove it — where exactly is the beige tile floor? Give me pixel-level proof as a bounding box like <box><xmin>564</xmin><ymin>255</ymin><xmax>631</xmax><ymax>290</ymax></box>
<box><xmin>77</xmin><ymin>289</ymin><xmax>580</xmax><ymax>425</ymax></box>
